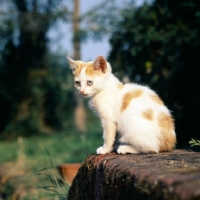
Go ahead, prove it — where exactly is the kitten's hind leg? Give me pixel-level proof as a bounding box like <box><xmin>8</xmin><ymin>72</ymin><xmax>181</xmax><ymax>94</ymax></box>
<box><xmin>117</xmin><ymin>145</ymin><xmax>139</xmax><ymax>154</ymax></box>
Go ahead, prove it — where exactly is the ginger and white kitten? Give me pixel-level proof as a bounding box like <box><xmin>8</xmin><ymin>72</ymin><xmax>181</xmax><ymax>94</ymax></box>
<box><xmin>67</xmin><ymin>56</ymin><xmax>176</xmax><ymax>154</ymax></box>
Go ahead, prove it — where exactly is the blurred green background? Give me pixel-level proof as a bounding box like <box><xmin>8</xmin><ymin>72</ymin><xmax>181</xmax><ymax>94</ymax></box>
<box><xmin>0</xmin><ymin>0</ymin><xmax>200</xmax><ymax>198</ymax></box>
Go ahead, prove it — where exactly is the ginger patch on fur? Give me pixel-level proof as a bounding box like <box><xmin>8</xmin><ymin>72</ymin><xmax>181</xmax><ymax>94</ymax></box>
<box><xmin>73</xmin><ymin>62</ymin><xmax>85</xmax><ymax>76</ymax></box>
<box><xmin>85</xmin><ymin>63</ymin><xmax>96</xmax><ymax>77</ymax></box>
<box><xmin>157</xmin><ymin>112</ymin><xmax>176</xmax><ymax>152</ymax></box>
<box><xmin>150</xmin><ymin>94</ymin><xmax>164</xmax><ymax>105</ymax></box>
<box><xmin>157</xmin><ymin>112</ymin><xmax>174</xmax><ymax>130</ymax></box>
<box><xmin>158</xmin><ymin>130</ymin><xmax>176</xmax><ymax>152</ymax></box>
<box><xmin>121</xmin><ymin>89</ymin><xmax>143</xmax><ymax>112</ymax></box>
<box><xmin>142</xmin><ymin>108</ymin><xmax>154</xmax><ymax>120</ymax></box>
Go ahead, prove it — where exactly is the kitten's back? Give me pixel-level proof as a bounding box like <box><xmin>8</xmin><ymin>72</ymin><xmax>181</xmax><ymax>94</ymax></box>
<box><xmin>118</xmin><ymin>83</ymin><xmax>176</xmax><ymax>152</ymax></box>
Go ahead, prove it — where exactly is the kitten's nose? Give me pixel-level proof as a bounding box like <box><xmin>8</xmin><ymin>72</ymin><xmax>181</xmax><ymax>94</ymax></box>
<box><xmin>80</xmin><ymin>90</ymin><xmax>85</xmax><ymax>95</ymax></box>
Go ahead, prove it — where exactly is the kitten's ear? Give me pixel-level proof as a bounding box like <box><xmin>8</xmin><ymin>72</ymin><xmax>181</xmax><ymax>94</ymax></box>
<box><xmin>93</xmin><ymin>56</ymin><xmax>107</xmax><ymax>73</ymax></box>
<box><xmin>67</xmin><ymin>57</ymin><xmax>78</xmax><ymax>72</ymax></box>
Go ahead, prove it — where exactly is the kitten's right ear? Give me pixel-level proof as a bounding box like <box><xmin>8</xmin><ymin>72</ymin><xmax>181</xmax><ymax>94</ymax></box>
<box><xmin>67</xmin><ymin>57</ymin><xmax>78</xmax><ymax>72</ymax></box>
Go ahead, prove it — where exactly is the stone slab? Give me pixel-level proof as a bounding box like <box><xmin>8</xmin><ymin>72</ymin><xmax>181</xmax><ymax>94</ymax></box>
<box><xmin>68</xmin><ymin>149</ymin><xmax>200</xmax><ymax>200</ymax></box>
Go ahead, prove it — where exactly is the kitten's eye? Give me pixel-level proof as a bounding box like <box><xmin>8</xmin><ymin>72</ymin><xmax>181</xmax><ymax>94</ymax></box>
<box><xmin>75</xmin><ymin>81</ymin><xmax>81</xmax><ymax>86</ymax></box>
<box><xmin>87</xmin><ymin>80</ymin><xmax>93</xmax><ymax>86</ymax></box>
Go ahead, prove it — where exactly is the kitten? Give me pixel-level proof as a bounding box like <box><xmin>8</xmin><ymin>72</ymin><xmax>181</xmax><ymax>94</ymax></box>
<box><xmin>67</xmin><ymin>55</ymin><xmax>176</xmax><ymax>154</ymax></box>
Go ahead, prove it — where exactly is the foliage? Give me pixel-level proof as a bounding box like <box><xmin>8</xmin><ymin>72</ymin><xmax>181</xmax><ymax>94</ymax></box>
<box><xmin>43</xmin><ymin>54</ymin><xmax>75</xmax><ymax>131</ymax></box>
<box><xmin>0</xmin><ymin>0</ymin><xmax>122</xmax><ymax>139</ymax></box>
<box><xmin>108</xmin><ymin>0</ymin><xmax>200</xmax><ymax>148</ymax></box>
<box><xmin>0</xmin><ymin>52</ymin><xmax>75</xmax><ymax>138</ymax></box>
<box><xmin>0</xmin><ymin>127</ymin><xmax>102</xmax><ymax>199</ymax></box>
<box><xmin>0</xmin><ymin>0</ymin><xmax>73</xmax><ymax>138</ymax></box>
<box><xmin>79</xmin><ymin>0</ymin><xmax>118</xmax><ymax>40</ymax></box>
<box><xmin>189</xmin><ymin>138</ymin><xmax>200</xmax><ymax>147</ymax></box>
<box><xmin>37</xmin><ymin>148</ymin><xmax>70</xmax><ymax>200</ymax></box>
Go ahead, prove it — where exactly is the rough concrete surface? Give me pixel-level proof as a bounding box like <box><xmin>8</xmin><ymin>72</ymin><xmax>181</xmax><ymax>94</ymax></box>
<box><xmin>68</xmin><ymin>149</ymin><xmax>200</xmax><ymax>200</ymax></box>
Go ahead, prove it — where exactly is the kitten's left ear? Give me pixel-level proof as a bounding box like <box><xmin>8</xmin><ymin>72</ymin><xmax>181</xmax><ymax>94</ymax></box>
<box><xmin>67</xmin><ymin>57</ymin><xmax>78</xmax><ymax>72</ymax></box>
<box><xmin>93</xmin><ymin>56</ymin><xmax>107</xmax><ymax>73</ymax></box>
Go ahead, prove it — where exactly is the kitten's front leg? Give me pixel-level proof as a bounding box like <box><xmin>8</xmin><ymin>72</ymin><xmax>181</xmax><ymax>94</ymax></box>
<box><xmin>97</xmin><ymin>120</ymin><xmax>117</xmax><ymax>154</ymax></box>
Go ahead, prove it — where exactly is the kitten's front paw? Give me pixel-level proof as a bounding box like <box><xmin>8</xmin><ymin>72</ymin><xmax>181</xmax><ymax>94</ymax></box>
<box><xmin>96</xmin><ymin>146</ymin><xmax>112</xmax><ymax>154</ymax></box>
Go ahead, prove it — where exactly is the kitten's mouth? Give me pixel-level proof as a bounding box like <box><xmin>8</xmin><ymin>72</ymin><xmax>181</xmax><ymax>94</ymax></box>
<box><xmin>81</xmin><ymin>93</ymin><xmax>92</xmax><ymax>98</ymax></box>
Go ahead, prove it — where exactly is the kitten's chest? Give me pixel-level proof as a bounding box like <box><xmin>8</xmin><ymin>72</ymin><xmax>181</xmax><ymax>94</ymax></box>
<box><xmin>89</xmin><ymin>93</ymin><xmax>120</xmax><ymax>120</ymax></box>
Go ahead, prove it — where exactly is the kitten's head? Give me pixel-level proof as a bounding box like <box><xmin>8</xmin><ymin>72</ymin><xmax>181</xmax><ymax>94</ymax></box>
<box><xmin>67</xmin><ymin>56</ymin><xmax>111</xmax><ymax>97</ymax></box>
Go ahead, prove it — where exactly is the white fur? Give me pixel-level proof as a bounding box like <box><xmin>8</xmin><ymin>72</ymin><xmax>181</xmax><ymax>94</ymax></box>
<box><xmin>68</xmin><ymin>58</ymin><xmax>176</xmax><ymax>154</ymax></box>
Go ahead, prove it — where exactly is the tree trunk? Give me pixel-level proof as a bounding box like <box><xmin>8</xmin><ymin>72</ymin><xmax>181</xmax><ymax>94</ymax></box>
<box><xmin>73</xmin><ymin>0</ymin><xmax>87</xmax><ymax>132</ymax></box>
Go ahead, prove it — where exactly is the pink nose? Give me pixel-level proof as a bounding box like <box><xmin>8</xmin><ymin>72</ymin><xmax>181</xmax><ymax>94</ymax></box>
<box><xmin>80</xmin><ymin>90</ymin><xmax>85</xmax><ymax>94</ymax></box>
